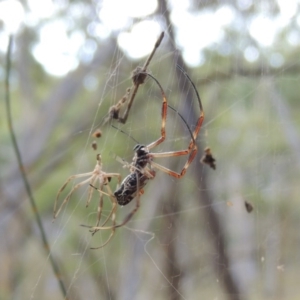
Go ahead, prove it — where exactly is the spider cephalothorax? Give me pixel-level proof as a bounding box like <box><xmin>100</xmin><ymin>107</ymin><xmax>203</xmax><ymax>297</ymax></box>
<box><xmin>132</xmin><ymin>144</ymin><xmax>151</xmax><ymax>169</ymax></box>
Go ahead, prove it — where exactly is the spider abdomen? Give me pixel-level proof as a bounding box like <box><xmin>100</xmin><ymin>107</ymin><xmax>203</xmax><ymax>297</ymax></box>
<box><xmin>114</xmin><ymin>172</ymin><xmax>150</xmax><ymax>206</ymax></box>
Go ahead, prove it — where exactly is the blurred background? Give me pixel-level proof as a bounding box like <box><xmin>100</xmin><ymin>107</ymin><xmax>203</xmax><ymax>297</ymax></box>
<box><xmin>1</xmin><ymin>0</ymin><xmax>300</xmax><ymax>299</ymax></box>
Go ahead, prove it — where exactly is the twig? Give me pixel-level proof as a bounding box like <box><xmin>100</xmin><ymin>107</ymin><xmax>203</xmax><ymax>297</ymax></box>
<box><xmin>98</xmin><ymin>32</ymin><xmax>165</xmax><ymax>130</ymax></box>
<box><xmin>4</xmin><ymin>35</ymin><xmax>68</xmax><ymax>299</ymax></box>
<box><xmin>118</xmin><ymin>31</ymin><xmax>165</xmax><ymax>123</ymax></box>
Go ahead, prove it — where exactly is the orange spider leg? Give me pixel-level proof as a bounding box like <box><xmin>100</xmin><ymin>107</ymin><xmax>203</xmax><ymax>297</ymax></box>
<box><xmin>145</xmin><ymin>73</ymin><xmax>167</xmax><ymax>149</ymax></box>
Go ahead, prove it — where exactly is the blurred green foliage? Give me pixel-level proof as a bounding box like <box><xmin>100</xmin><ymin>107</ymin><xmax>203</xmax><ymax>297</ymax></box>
<box><xmin>1</xmin><ymin>1</ymin><xmax>300</xmax><ymax>300</ymax></box>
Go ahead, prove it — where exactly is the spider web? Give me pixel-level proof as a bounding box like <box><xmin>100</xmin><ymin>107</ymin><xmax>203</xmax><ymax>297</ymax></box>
<box><xmin>2</xmin><ymin>1</ymin><xmax>300</xmax><ymax>300</ymax></box>
<box><xmin>48</xmin><ymin>45</ymin><xmax>201</xmax><ymax>299</ymax></box>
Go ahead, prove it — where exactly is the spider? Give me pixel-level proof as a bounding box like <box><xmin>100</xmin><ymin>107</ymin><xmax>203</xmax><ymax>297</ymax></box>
<box><xmin>82</xmin><ymin>69</ymin><xmax>204</xmax><ymax>248</ymax></box>
<box><xmin>53</xmin><ymin>154</ymin><xmax>122</xmax><ymax>245</ymax></box>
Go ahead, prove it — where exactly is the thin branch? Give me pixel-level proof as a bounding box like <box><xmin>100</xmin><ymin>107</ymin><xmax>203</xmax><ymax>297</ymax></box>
<box><xmin>98</xmin><ymin>32</ymin><xmax>165</xmax><ymax>129</ymax></box>
<box><xmin>5</xmin><ymin>35</ymin><xmax>68</xmax><ymax>300</ymax></box>
<box><xmin>118</xmin><ymin>31</ymin><xmax>165</xmax><ymax>124</ymax></box>
<box><xmin>162</xmin><ymin>181</ymin><xmax>182</xmax><ymax>300</ymax></box>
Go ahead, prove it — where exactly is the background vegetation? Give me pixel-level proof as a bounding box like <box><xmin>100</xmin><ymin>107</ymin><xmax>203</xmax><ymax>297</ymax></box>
<box><xmin>1</xmin><ymin>0</ymin><xmax>300</xmax><ymax>299</ymax></box>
